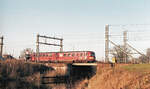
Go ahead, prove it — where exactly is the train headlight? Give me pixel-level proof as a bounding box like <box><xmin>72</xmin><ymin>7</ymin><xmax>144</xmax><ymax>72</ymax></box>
<box><xmin>89</xmin><ymin>57</ymin><xmax>94</xmax><ymax>60</ymax></box>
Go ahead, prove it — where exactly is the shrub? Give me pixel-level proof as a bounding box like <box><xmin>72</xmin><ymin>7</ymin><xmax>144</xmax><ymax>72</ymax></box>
<box><xmin>0</xmin><ymin>59</ymin><xmax>50</xmax><ymax>80</ymax></box>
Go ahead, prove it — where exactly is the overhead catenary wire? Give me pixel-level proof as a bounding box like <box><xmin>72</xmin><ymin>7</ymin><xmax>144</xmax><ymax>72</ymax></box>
<box><xmin>109</xmin><ymin>23</ymin><xmax>150</xmax><ymax>63</ymax></box>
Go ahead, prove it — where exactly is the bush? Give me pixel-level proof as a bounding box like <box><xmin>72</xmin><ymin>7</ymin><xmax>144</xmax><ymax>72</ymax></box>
<box><xmin>0</xmin><ymin>59</ymin><xmax>50</xmax><ymax>80</ymax></box>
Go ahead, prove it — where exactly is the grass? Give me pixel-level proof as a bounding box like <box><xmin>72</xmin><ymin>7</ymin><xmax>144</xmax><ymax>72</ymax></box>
<box><xmin>122</xmin><ymin>64</ymin><xmax>150</xmax><ymax>73</ymax></box>
<box><xmin>0</xmin><ymin>59</ymin><xmax>51</xmax><ymax>80</ymax></box>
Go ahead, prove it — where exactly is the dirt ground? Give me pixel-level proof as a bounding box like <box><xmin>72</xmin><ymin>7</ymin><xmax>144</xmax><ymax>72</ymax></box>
<box><xmin>78</xmin><ymin>64</ymin><xmax>150</xmax><ymax>89</ymax></box>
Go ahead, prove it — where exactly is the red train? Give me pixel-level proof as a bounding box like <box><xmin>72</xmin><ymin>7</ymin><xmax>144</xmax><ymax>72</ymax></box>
<box><xmin>30</xmin><ymin>51</ymin><xmax>96</xmax><ymax>63</ymax></box>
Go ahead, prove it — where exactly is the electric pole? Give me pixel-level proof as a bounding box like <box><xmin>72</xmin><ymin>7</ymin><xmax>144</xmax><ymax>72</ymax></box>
<box><xmin>60</xmin><ymin>39</ymin><xmax>63</xmax><ymax>52</ymax></box>
<box><xmin>0</xmin><ymin>36</ymin><xmax>3</xmax><ymax>57</ymax></box>
<box><xmin>105</xmin><ymin>24</ymin><xmax>109</xmax><ymax>62</ymax></box>
<box><xmin>36</xmin><ymin>34</ymin><xmax>39</xmax><ymax>62</ymax></box>
<box><xmin>123</xmin><ymin>31</ymin><xmax>127</xmax><ymax>63</ymax></box>
<box><xmin>36</xmin><ymin>34</ymin><xmax>63</xmax><ymax>62</ymax></box>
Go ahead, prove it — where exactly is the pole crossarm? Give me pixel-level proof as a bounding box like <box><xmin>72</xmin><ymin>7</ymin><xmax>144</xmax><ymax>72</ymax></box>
<box><xmin>39</xmin><ymin>35</ymin><xmax>63</xmax><ymax>41</ymax></box>
<box><xmin>36</xmin><ymin>34</ymin><xmax>63</xmax><ymax>54</ymax></box>
<box><xmin>38</xmin><ymin>42</ymin><xmax>63</xmax><ymax>46</ymax></box>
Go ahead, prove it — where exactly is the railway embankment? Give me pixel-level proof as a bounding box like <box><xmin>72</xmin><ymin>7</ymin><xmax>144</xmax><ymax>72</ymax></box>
<box><xmin>2</xmin><ymin>60</ymin><xmax>150</xmax><ymax>89</ymax></box>
<box><xmin>78</xmin><ymin>64</ymin><xmax>150</xmax><ymax>89</ymax></box>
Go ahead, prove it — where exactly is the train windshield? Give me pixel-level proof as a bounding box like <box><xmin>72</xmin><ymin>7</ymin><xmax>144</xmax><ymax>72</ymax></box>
<box><xmin>91</xmin><ymin>52</ymin><xmax>95</xmax><ymax>57</ymax></box>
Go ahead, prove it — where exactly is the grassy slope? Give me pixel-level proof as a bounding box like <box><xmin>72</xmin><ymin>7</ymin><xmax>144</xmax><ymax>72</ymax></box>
<box><xmin>79</xmin><ymin>64</ymin><xmax>150</xmax><ymax>89</ymax></box>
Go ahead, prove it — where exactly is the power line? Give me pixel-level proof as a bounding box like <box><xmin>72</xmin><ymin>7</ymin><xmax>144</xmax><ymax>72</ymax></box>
<box><xmin>109</xmin><ymin>24</ymin><xmax>150</xmax><ymax>27</ymax></box>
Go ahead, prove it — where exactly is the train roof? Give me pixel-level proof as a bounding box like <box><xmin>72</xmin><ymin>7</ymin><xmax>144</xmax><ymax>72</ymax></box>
<box><xmin>33</xmin><ymin>51</ymin><xmax>95</xmax><ymax>53</ymax></box>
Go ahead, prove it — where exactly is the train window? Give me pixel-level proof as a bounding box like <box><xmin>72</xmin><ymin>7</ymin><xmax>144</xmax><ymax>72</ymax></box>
<box><xmin>80</xmin><ymin>53</ymin><xmax>83</xmax><ymax>57</ymax></box>
<box><xmin>49</xmin><ymin>53</ymin><xmax>52</xmax><ymax>57</ymax></box>
<box><xmin>64</xmin><ymin>53</ymin><xmax>66</xmax><ymax>57</ymax></box>
<box><xmin>91</xmin><ymin>52</ymin><xmax>95</xmax><ymax>56</ymax></box>
<box><xmin>68</xmin><ymin>53</ymin><xmax>71</xmax><ymax>57</ymax></box>
<box><xmin>72</xmin><ymin>53</ymin><xmax>75</xmax><ymax>57</ymax></box>
<box><xmin>86</xmin><ymin>53</ymin><xmax>88</xmax><ymax>56</ymax></box>
<box><xmin>59</xmin><ymin>53</ymin><xmax>63</xmax><ymax>57</ymax></box>
<box><xmin>76</xmin><ymin>53</ymin><xmax>79</xmax><ymax>56</ymax></box>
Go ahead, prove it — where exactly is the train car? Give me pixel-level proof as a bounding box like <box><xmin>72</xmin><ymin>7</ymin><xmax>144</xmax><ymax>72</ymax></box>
<box><xmin>30</xmin><ymin>51</ymin><xmax>96</xmax><ymax>63</ymax></box>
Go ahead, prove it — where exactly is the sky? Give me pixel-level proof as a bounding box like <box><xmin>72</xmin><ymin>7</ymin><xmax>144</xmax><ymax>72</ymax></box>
<box><xmin>1</xmin><ymin>0</ymin><xmax>150</xmax><ymax>60</ymax></box>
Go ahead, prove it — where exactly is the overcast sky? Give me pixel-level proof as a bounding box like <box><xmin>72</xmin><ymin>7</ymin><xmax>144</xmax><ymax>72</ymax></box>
<box><xmin>1</xmin><ymin>0</ymin><xmax>150</xmax><ymax>60</ymax></box>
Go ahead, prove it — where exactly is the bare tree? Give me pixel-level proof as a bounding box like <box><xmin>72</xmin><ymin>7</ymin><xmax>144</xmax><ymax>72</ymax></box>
<box><xmin>146</xmin><ymin>48</ymin><xmax>150</xmax><ymax>63</ymax></box>
<box><xmin>111</xmin><ymin>45</ymin><xmax>131</xmax><ymax>63</ymax></box>
<box><xmin>139</xmin><ymin>55</ymin><xmax>147</xmax><ymax>63</ymax></box>
<box><xmin>139</xmin><ymin>48</ymin><xmax>150</xmax><ymax>63</ymax></box>
<box><xmin>20</xmin><ymin>48</ymin><xmax>33</xmax><ymax>59</ymax></box>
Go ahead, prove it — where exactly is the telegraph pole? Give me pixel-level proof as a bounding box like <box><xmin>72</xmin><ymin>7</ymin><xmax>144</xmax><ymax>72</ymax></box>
<box><xmin>0</xmin><ymin>36</ymin><xmax>3</xmax><ymax>57</ymax></box>
<box><xmin>36</xmin><ymin>34</ymin><xmax>39</xmax><ymax>62</ymax></box>
<box><xmin>123</xmin><ymin>31</ymin><xmax>127</xmax><ymax>63</ymax></box>
<box><xmin>105</xmin><ymin>24</ymin><xmax>109</xmax><ymax>62</ymax></box>
<box><xmin>60</xmin><ymin>39</ymin><xmax>63</xmax><ymax>52</ymax></box>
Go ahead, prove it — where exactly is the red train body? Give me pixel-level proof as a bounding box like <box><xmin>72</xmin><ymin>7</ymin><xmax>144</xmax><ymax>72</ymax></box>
<box><xmin>30</xmin><ymin>51</ymin><xmax>96</xmax><ymax>63</ymax></box>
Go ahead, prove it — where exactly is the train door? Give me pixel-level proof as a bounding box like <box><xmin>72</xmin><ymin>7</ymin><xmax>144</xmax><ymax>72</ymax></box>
<box><xmin>56</xmin><ymin>53</ymin><xmax>59</xmax><ymax>62</ymax></box>
<box><xmin>48</xmin><ymin>53</ymin><xmax>52</xmax><ymax>62</ymax></box>
<box><xmin>84</xmin><ymin>52</ymin><xmax>87</xmax><ymax>60</ymax></box>
<box><xmin>51</xmin><ymin>53</ymin><xmax>56</xmax><ymax>62</ymax></box>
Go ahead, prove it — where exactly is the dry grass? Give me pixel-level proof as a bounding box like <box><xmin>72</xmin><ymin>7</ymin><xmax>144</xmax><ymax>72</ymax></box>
<box><xmin>78</xmin><ymin>64</ymin><xmax>150</xmax><ymax>89</ymax></box>
<box><xmin>0</xmin><ymin>59</ymin><xmax>51</xmax><ymax>81</ymax></box>
<box><xmin>122</xmin><ymin>64</ymin><xmax>150</xmax><ymax>73</ymax></box>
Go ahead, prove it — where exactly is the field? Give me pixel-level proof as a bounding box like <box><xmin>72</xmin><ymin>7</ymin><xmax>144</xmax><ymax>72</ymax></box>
<box><xmin>122</xmin><ymin>64</ymin><xmax>150</xmax><ymax>73</ymax></box>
